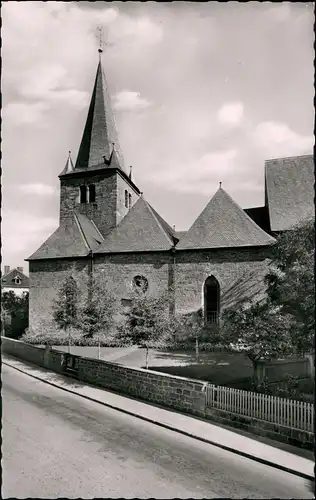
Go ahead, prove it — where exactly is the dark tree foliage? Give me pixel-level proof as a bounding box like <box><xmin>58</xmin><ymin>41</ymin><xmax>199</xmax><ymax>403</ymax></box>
<box><xmin>2</xmin><ymin>291</ymin><xmax>29</xmax><ymax>339</ymax></box>
<box><xmin>52</xmin><ymin>276</ymin><xmax>79</xmax><ymax>330</ymax></box>
<box><xmin>265</xmin><ymin>218</ymin><xmax>315</xmax><ymax>354</ymax></box>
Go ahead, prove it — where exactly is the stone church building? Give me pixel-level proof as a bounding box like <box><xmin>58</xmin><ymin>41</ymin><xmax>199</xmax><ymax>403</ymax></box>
<box><xmin>27</xmin><ymin>50</ymin><xmax>314</xmax><ymax>330</ymax></box>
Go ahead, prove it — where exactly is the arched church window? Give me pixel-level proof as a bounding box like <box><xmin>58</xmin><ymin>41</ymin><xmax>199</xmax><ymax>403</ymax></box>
<box><xmin>128</xmin><ymin>193</ymin><xmax>132</xmax><ymax>208</ymax></box>
<box><xmin>88</xmin><ymin>184</ymin><xmax>96</xmax><ymax>203</ymax></box>
<box><xmin>203</xmin><ymin>276</ymin><xmax>220</xmax><ymax>325</ymax></box>
<box><xmin>125</xmin><ymin>190</ymin><xmax>128</xmax><ymax>208</ymax></box>
<box><xmin>132</xmin><ymin>275</ymin><xmax>149</xmax><ymax>294</ymax></box>
<box><xmin>80</xmin><ymin>185</ymin><xmax>87</xmax><ymax>204</ymax></box>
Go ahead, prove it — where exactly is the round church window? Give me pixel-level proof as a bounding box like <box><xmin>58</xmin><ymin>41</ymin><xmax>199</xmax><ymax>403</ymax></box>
<box><xmin>132</xmin><ymin>275</ymin><xmax>148</xmax><ymax>293</ymax></box>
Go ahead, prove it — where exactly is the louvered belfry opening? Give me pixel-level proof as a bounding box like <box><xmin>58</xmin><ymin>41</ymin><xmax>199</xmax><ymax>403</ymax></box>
<box><xmin>204</xmin><ymin>276</ymin><xmax>220</xmax><ymax>325</ymax></box>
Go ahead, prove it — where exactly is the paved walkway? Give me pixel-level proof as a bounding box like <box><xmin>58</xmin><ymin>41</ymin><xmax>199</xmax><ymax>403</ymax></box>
<box><xmin>2</xmin><ymin>354</ymin><xmax>314</xmax><ymax>481</ymax></box>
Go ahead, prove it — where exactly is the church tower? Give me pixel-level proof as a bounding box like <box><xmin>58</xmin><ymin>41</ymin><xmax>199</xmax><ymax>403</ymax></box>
<box><xmin>59</xmin><ymin>46</ymin><xmax>140</xmax><ymax>238</ymax></box>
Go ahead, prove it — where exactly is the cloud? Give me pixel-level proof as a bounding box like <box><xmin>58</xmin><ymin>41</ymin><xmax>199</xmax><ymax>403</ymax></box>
<box><xmin>253</xmin><ymin>121</ymin><xmax>314</xmax><ymax>157</ymax></box>
<box><xmin>217</xmin><ymin>102</ymin><xmax>244</xmax><ymax>126</ymax></box>
<box><xmin>147</xmin><ymin>149</ymin><xmax>240</xmax><ymax>195</ymax></box>
<box><xmin>113</xmin><ymin>15</ymin><xmax>164</xmax><ymax>45</ymax></box>
<box><xmin>17</xmin><ymin>63</ymin><xmax>89</xmax><ymax>108</ymax></box>
<box><xmin>265</xmin><ymin>3</ymin><xmax>292</xmax><ymax>23</ymax></box>
<box><xmin>1</xmin><ymin>209</ymin><xmax>57</xmax><ymax>257</ymax></box>
<box><xmin>3</xmin><ymin>101</ymin><xmax>50</xmax><ymax>125</ymax></box>
<box><xmin>114</xmin><ymin>90</ymin><xmax>151</xmax><ymax>111</ymax></box>
<box><xmin>18</xmin><ymin>183</ymin><xmax>57</xmax><ymax>196</ymax></box>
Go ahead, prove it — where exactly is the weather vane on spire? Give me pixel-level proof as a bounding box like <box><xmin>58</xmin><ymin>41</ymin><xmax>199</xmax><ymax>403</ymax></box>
<box><xmin>96</xmin><ymin>25</ymin><xmax>113</xmax><ymax>57</ymax></box>
<box><xmin>96</xmin><ymin>25</ymin><xmax>104</xmax><ymax>54</ymax></box>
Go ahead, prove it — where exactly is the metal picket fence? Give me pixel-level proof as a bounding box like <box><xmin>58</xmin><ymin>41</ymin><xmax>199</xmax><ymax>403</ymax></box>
<box><xmin>206</xmin><ymin>384</ymin><xmax>314</xmax><ymax>432</ymax></box>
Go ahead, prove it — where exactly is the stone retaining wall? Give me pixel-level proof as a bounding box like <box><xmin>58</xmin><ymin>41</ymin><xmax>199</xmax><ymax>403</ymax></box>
<box><xmin>1</xmin><ymin>337</ymin><xmax>206</xmax><ymax>417</ymax></box>
<box><xmin>2</xmin><ymin>337</ymin><xmax>312</xmax><ymax>450</ymax></box>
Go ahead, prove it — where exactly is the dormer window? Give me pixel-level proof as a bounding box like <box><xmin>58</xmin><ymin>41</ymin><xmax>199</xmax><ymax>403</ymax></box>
<box><xmin>80</xmin><ymin>185</ymin><xmax>87</xmax><ymax>204</ymax></box>
<box><xmin>88</xmin><ymin>184</ymin><xmax>96</xmax><ymax>203</ymax></box>
<box><xmin>125</xmin><ymin>190</ymin><xmax>128</xmax><ymax>208</ymax></box>
<box><xmin>128</xmin><ymin>193</ymin><xmax>132</xmax><ymax>208</ymax></box>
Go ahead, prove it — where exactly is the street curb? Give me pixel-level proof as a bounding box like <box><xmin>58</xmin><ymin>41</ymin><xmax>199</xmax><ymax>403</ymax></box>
<box><xmin>3</xmin><ymin>360</ymin><xmax>315</xmax><ymax>482</ymax></box>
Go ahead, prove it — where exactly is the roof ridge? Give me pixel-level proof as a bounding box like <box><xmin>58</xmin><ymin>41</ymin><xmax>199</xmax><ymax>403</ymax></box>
<box><xmin>265</xmin><ymin>153</ymin><xmax>313</xmax><ymax>163</ymax></box>
<box><xmin>221</xmin><ymin>188</ymin><xmax>275</xmax><ymax>238</ymax></box>
<box><xmin>2</xmin><ymin>268</ymin><xmax>29</xmax><ymax>279</ymax></box>
<box><xmin>73</xmin><ymin>213</ymin><xmax>91</xmax><ymax>251</ymax></box>
<box><xmin>89</xmin><ymin>218</ymin><xmax>104</xmax><ymax>242</ymax></box>
<box><xmin>145</xmin><ymin>201</ymin><xmax>175</xmax><ymax>246</ymax></box>
<box><xmin>96</xmin><ymin>196</ymin><xmax>175</xmax><ymax>253</ymax></box>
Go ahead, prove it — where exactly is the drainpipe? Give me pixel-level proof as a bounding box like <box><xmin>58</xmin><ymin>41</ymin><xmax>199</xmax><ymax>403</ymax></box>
<box><xmin>170</xmin><ymin>246</ymin><xmax>176</xmax><ymax>317</ymax></box>
<box><xmin>87</xmin><ymin>250</ymin><xmax>94</xmax><ymax>338</ymax></box>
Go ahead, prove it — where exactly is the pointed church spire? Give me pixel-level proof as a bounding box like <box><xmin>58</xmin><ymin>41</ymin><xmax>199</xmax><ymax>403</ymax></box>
<box><xmin>75</xmin><ymin>42</ymin><xmax>125</xmax><ymax>173</ymax></box>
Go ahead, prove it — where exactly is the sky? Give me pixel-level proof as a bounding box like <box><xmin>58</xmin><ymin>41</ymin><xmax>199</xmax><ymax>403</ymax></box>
<box><xmin>2</xmin><ymin>1</ymin><xmax>314</xmax><ymax>273</ymax></box>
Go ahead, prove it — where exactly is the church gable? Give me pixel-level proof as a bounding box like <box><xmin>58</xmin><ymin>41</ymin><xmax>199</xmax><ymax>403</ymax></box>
<box><xmin>96</xmin><ymin>196</ymin><xmax>176</xmax><ymax>254</ymax></box>
<box><xmin>177</xmin><ymin>186</ymin><xmax>275</xmax><ymax>250</ymax></box>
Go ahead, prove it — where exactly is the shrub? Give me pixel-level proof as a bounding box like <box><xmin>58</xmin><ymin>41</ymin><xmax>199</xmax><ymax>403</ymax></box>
<box><xmin>21</xmin><ymin>322</ymin><xmax>126</xmax><ymax>347</ymax></box>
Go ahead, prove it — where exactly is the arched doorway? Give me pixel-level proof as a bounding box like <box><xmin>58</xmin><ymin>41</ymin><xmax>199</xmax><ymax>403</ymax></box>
<box><xmin>203</xmin><ymin>276</ymin><xmax>220</xmax><ymax>324</ymax></box>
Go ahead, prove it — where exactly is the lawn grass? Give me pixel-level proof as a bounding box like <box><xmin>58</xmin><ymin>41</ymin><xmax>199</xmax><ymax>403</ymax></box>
<box><xmin>148</xmin><ymin>350</ymin><xmax>253</xmax><ymax>385</ymax></box>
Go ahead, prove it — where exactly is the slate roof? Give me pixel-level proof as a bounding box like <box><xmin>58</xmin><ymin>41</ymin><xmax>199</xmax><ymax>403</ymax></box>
<box><xmin>175</xmin><ymin>231</ymin><xmax>187</xmax><ymax>241</ymax></box>
<box><xmin>96</xmin><ymin>196</ymin><xmax>176</xmax><ymax>254</ymax></box>
<box><xmin>265</xmin><ymin>154</ymin><xmax>314</xmax><ymax>232</ymax></box>
<box><xmin>27</xmin><ymin>212</ymin><xmax>103</xmax><ymax>260</ymax></box>
<box><xmin>73</xmin><ymin>55</ymin><xmax>126</xmax><ymax>173</ymax></box>
<box><xmin>177</xmin><ymin>187</ymin><xmax>275</xmax><ymax>250</ymax></box>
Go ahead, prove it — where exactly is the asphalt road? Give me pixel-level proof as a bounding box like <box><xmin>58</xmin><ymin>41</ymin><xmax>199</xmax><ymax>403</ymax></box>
<box><xmin>2</xmin><ymin>365</ymin><xmax>314</xmax><ymax>499</ymax></box>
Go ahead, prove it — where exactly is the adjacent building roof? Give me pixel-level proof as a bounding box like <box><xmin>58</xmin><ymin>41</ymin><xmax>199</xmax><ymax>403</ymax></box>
<box><xmin>1</xmin><ymin>268</ymin><xmax>29</xmax><ymax>289</ymax></box>
<box><xmin>177</xmin><ymin>187</ymin><xmax>275</xmax><ymax>250</ymax></box>
<box><xmin>73</xmin><ymin>53</ymin><xmax>126</xmax><ymax>173</ymax></box>
<box><xmin>96</xmin><ymin>195</ymin><xmax>176</xmax><ymax>254</ymax></box>
<box><xmin>265</xmin><ymin>154</ymin><xmax>314</xmax><ymax>232</ymax></box>
<box><xmin>27</xmin><ymin>212</ymin><xmax>103</xmax><ymax>260</ymax></box>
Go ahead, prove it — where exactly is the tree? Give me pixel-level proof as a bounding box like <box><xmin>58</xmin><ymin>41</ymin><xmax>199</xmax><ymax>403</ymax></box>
<box><xmin>265</xmin><ymin>218</ymin><xmax>314</xmax><ymax>356</ymax></box>
<box><xmin>52</xmin><ymin>275</ymin><xmax>79</xmax><ymax>352</ymax></box>
<box><xmin>117</xmin><ymin>291</ymin><xmax>172</xmax><ymax>368</ymax></box>
<box><xmin>77</xmin><ymin>275</ymin><xmax>118</xmax><ymax>357</ymax></box>
<box><xmin>1</xmin><ymin>291</ymin><xmax>29</xmax><ymax>339</ymax></box>
<box><xmin>220</xmin><ymin>300</ymin><xmax>294</xmax><ymax>387</ymax></box>
<box><xmin>220</xmin><ymin>218</ymin><xmax>315</xmax><ymax>386</ymax></box>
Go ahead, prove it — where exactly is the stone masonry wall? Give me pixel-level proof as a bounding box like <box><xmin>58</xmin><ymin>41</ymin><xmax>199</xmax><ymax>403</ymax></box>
<box><xmin>60</xmin><ymin>170</ymin><xmax>140</xmax><ymax>238</ymax></box>
<box><xmin>2</xmin><ymin>338</ymin><xmax>206</xmax><ymax>417</ymax></box>
<box><xmin>29</xmin><ymin>258</ymin><xmax>89</xmax><ymax>329</ymax></box>
<box><xmin>116</xmin><ymin>174</ymin><xmax>140</xmax><ymax>226</ymax></box>
<box><xmin>2</xmin><ymin>338</ymin><xmax>312</xmax><ymax>449</ymax></box>
<box><xmin>60</xmin><ymin>171</ymin><xmax>117</xmax><ymax>237</ymax></box>
<box><xmin>206</xmin><ymin>407</ymin><xmax>313</xmax><ymax>450</ymax></box>
<box><xmin>93</xmin><ymin>252</ymin><xmax>173</xmax><ymax>303</ymax></box>
<box><xmin>174</xmin><ymin>247</ymin><xmax>273</xmax><ymax>315</ymax></box>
